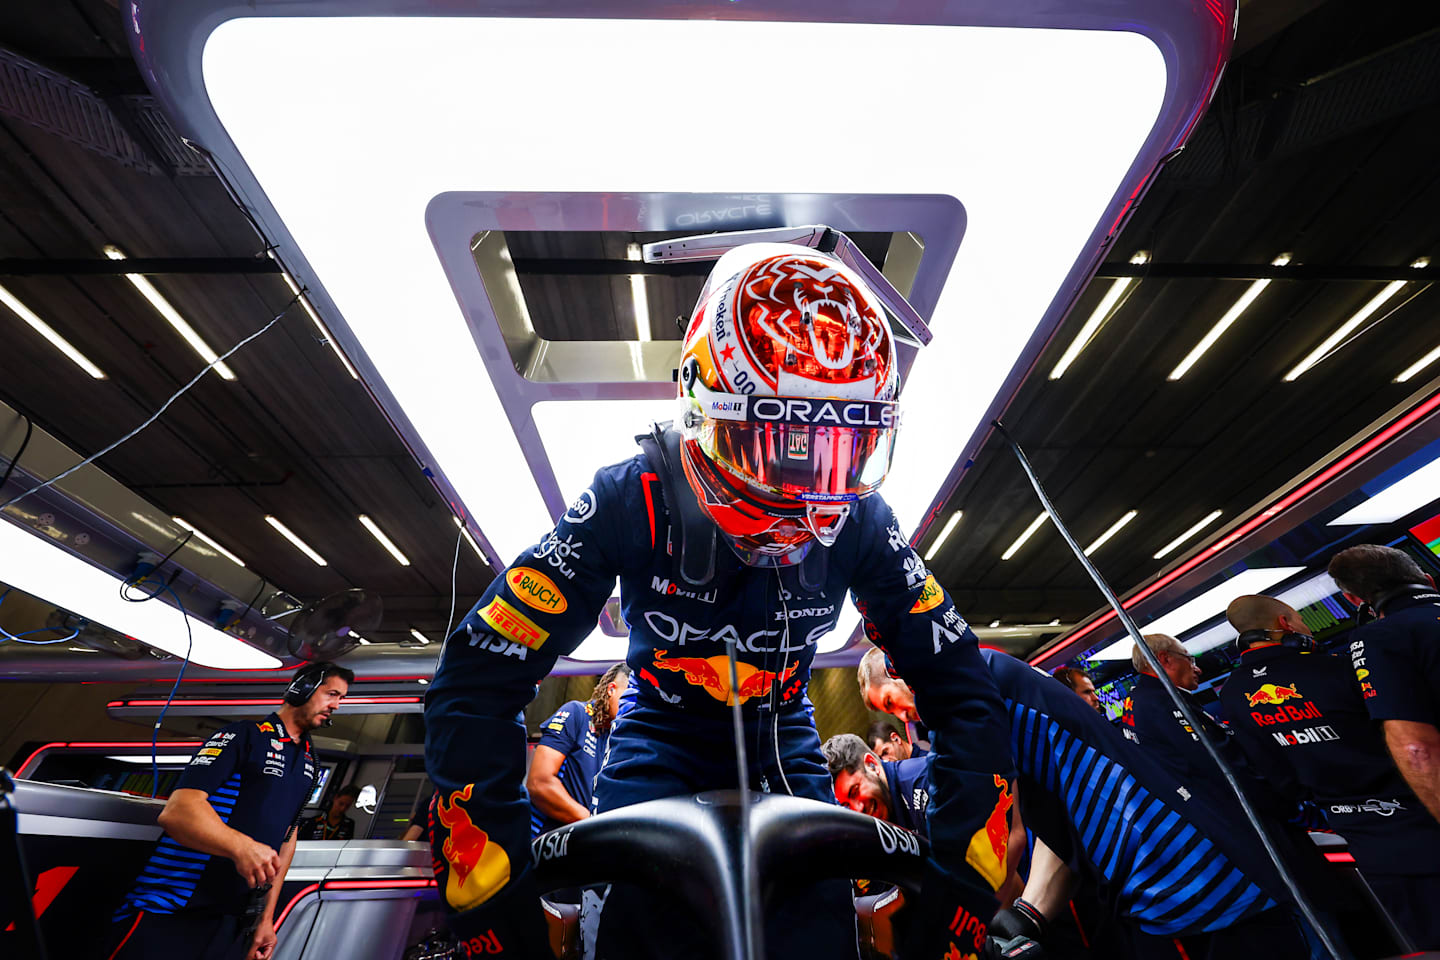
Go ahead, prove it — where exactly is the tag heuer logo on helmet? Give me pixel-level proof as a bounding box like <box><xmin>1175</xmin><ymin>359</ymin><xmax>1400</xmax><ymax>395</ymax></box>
<box><xmin>750</xmin><ymin>397</ymin><xmax>895</xmax><ymax>428</ymax></box>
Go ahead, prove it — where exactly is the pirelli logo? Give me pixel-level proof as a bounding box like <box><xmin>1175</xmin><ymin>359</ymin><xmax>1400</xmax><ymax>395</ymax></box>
<box><xmin>479</xmin><ymin>596</ymin><xmax>549</xmax><ymax>650</ymax></box>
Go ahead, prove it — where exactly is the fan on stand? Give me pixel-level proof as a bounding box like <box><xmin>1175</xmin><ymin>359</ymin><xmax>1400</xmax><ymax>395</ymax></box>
<box><xmin>283</xmin><ymin>588</ymin><xmax>383</xmax><ymax>662</ymax></box>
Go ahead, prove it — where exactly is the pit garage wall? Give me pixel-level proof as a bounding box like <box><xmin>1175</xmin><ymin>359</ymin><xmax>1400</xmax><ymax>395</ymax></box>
<box><xmin>1</xmin><ymin>683</ymin><xmax>198</xmax><ymax>771</ymax></box>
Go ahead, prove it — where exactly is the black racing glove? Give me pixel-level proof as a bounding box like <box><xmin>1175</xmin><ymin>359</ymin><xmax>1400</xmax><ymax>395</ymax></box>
<box><xmin>988</xmin><ymin>898</ymin><xmax>1046</xmax><ymax>942</ymax></box>
<box><xmin>984</xmin><ymin>934</ymin><xmax>1046</xmax><ymax>959</ymax></box>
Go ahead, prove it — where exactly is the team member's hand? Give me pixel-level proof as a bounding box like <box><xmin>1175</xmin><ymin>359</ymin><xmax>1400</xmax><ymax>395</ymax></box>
<box><xmin>989</xmin><ymin>899</ymin><xmax>1046</xmax><ymax>942</ymax></box>
<box><xmin>231</xmin><ymin>838</ymin><xmax>281</xmax><ymax>887</ymax></box>
<box><xmin>247</xmin><ymin>918</ymin><xmax>277</xmax><ymax>959</ymax></box>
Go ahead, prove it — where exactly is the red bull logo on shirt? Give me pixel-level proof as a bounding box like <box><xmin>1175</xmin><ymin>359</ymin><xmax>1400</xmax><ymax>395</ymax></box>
<box><xmin>1245</xmin><ymin>683</ymin><xmax>1302</xmax><ymax>707</ymax></box>
<box><xmin>650</xmin><ymin>649</ymin><xmax>801</xmax><ymax>706</ymax></box>
<box><xmin>964</xmin><ymin>774</ymin><xmax>1012</xmax><ymax>891</ymax></box>
<box><xmin>1245</xmin><ymin>683</ymin><xmax>1325</xmax><ymax>726</ymax></box>
<box><xmin>435</xmin><ymin>784</ymin><xmax>511</xmax><ymax>912</ymax></box>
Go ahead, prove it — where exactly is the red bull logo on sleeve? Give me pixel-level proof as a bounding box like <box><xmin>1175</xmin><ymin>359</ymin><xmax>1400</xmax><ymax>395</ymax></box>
<box><xmin>651</xmin><ymin>649</ymin><xmax>801</xmax><ymax>706</ymax></box>
<box><xmin>964</xmin><ymin>774</ymin><xmax>1012</xmax><ymax>891</ymax></box>
<box><xmin>435</xmin><ymin>785</ymin><xmax>511</xmax><ymax>912</ymax></box>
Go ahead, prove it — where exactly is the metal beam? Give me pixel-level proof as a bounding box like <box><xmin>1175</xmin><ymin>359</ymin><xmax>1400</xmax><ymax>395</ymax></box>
<box><xmin>0</xmin><ymin>257</ymin><xmax>281</xmax><ymax>275</ymax></box>
<box><xmin>1093</xmin><ymin>261</ymin><xmax>1435</xmax><ymax>281</ymax></box>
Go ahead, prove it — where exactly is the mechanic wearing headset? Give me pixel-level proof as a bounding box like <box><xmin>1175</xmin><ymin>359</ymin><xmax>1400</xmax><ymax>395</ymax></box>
<box><xmin>1220</xmin><ymin>592</ymin><xmax>1440</xmax><ymax>950</ymax></box>
<box><xmin>108</xmin><ymin>662</ymin><xmax>352</xmax><ymax>960</ymax></box>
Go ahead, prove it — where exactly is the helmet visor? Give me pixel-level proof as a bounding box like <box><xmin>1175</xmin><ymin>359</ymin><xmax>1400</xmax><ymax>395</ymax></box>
<box><xmin>684</xmin><ymin>387</ymin><xmax>897</xmax><ymax>503</ymax></box>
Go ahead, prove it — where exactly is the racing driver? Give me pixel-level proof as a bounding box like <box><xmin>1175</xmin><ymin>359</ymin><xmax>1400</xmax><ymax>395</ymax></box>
<box><xmin>424</xmin><ymin>241</ymin><xmax>1015</xmax><ymax>959</ymax></box>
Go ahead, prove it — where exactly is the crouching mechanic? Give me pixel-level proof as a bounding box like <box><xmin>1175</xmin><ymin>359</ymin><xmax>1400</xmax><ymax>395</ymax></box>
<box><xmin>424</xmin><ymin>243</ymin><xmax>1015</xmax><ymax>959</ymax></box>
<box><xmin>861</xmin><ymin>647</ymin><xmax>1337</xmax><ymax>959</ymax></box>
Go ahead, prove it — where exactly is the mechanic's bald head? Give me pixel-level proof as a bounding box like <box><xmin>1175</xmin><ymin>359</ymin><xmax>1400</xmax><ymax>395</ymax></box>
<box><xmin>1226</xmin><ymin>595</ymin><xmax>1305</xmax><ymax>634</ymax></box>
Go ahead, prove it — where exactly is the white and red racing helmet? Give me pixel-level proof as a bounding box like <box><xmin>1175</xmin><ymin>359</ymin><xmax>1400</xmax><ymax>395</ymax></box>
<box><xmin>677</xmin><ymin>243</ymin><xmax>900</xmax><ymax>564</ymax></box>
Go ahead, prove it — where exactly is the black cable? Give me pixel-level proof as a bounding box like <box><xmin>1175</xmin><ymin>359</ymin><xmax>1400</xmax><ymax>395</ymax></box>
<box><xmin>991</xmin><ymin>419</ymin><xmax>1351</xmax><ymax>960</ymax></box>
<box><xmin>0</xmin><ymin>413</ymin><xmax>33</xmax><ymax>495</ymax></box>
<box><xmin>0</xmin><ymin>295</ymin><xmax>299</xmax><ymax>512</ymax></box>
<box><xmin>443</xmin><ymin>524</ymin><xmax>463</xmax><ymax>643</ymax></box>
<box><xmin>724</xmin><ymin>638</ymin><xmax>760</xmax><ymax>960</ymax></box>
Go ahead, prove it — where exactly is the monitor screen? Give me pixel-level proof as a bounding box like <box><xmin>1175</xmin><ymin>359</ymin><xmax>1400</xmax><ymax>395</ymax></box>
<box><xmin>306</xmin><ymin>763</ymin><xmax>335</xmax><ymax>807</ymax></box>
<box><xmin>1409</xmin><ymin>512</ymin><xmax>1440</xmax><ymax>561</ymax></box>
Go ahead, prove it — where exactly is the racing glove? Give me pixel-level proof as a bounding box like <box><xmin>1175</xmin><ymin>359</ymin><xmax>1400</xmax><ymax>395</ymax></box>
<box><xmin>988</xmin><ymin>898</ymin><xmax>1046</xmax><ymax>942</ymax></box>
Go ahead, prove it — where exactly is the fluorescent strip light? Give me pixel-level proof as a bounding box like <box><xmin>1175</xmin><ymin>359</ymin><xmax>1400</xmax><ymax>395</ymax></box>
<box><xmin>171</xmin><ymin>516</ymin><xmax>246</xmax><ymax>567</ymax></box>
<box><xmin>1152</xmin><ymin>509</ymin><xmax>1223</xmax><ymax>559</ymax></box>
<box><xmin>0</xmin><ymin>516</ymin><xmax>280</xmax><ymax>668</ymax></box>
<box><xmin>1001</xmin><ymin>511</ymin><xmax>1050</xmax><ymax>560</ymax></box>
<box><xmin>625</xmin><ymin>243</ymin><xmax>642</xmax><ymax>262</ymax></box>
<box><xmin>1087</xmin><ymin>565</ymin><xmax>1305</xmax><ymax>660</ymax></box>
<box><xmin>0</xmin><ymin>283</ymin><xmax>107</xmax><ymax>379</ymax></box>
<box><xmin>351</xmin><ymin>632</ymin><xmax>372</xmax><ymax>645</ymax></box>
<box><xmin>1083</xmin><ymin>509</ymin><xmax>1137</xmax><ymax>555</ymax></box>
<box><xmin>409</xmin><ymin>628</ymin><xmax>431</xmax><ymax>645</ymax></box>
<box><xmin>630</xmin><ymin>274</ymin><xmax>651</xmax><ymax>343</ymax></box>
<box><xmin>452</xmin><ymin>516</ymin><xmax>487</xmax><ymax>562</ymax></box>
<box><xmin>104</xmin><ymin>246</ymin><xmax>236</xmax><ymax>380</ymax></box>
<box><xmin>1328</xmin><ymin>453</ymin><xmax>1440</xmax><ymax>525</ymax></box>
<box><xmin>1284</xmin><ymin>263</ymin><xmax>1426</xmax><ymax>381</ymax></box>
<box><xmin>264</xmin><ymin>515</ymin><xmax>328</xmax><ymax>566</ymax></box>
<box><xmin>1395</xmin><ymin>344</ymin><xmax>1440</xmax><ymax>384</ymax></box>
<box><xmin>1049</xmin><ymin>252</ymin><xmax>1148</xmax><ymax>380</ymax></box>
<box><xmin>923</xmin><ymin>510</ymin><xmax>964</xmax><ymax>561</ymax></box>
<box><xmin>268</xmin><ymin>250</ymin><xmax>360</xmax><ymax>379</ymax></box>
<box><xmin>358</xmin><ymin>514</ymin><xmax>411</xmax><ymax>565</ymax></box>
<box><xmin>107</xmin><ymin>754</ymin><xmax>194</xmax><ymax>764</ymax></box>
<box><xmin>203</xmin><ymin>17</ymin><xmax>1168</xmax><ymax>566</ymax></box>
<box><xmin>1169</xmin><ymin>253</ymin><xmax>1289</xmax><ymax>381</ymax></box>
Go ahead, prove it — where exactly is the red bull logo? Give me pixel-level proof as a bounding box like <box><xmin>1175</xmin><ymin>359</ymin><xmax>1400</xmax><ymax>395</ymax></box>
<box><xmin>964</xmin><ymin>774</ymin><xmax>1012</xmax><ymax>891</ymax></box>
<box><xmin>1245</xmin><ymin>683</ymin><xmax>1302</xmax><ymax>707</ymax></box>
<box><xmin>651</xmin><ymin>649</ymin><xmax>802</xmax><ymax>706</ymax></box>
<box><xmin>435</xmin><ymin>785</ymin><xmax>511</xmax><ymax>911</ymax></box>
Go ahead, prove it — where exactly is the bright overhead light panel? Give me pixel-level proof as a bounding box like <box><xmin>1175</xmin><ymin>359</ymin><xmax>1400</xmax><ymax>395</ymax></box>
<box><xmin>171</xmin><ymin>516</ymin><xmax>246</xmax><ymax>567</ymax></box>
<box><xmin>1152</xmin><ymin>509</ymin><xmax>1222</xmax><ymax>559</ymax></box>
<box><xmin>200</xmin><ymin>15</ymin><xmax>1171</xmax><ymax>563</ymax></box>
<box><xmin>1087</xmin><ymin>565</ymin><xmax>1305</xmax><ymax>660</ymax></box>
<box><xmin>0</xmin><ymin>283</ymin><xmax>107</xmax><ymax>379</ymax></box>
<box><xmin>1284</xmin><ymin>259</ymin><xmax>1427</xmax><ymax>382</ymax></box>
<box><xmin>1328</xmin><ymin>453</ymin><xmax>1440</xmax><ymax>526</ymax></box>
<box><xmin>358</xmin><ymin>514</ymin><xmax>411</xmax><ymax>565</ymax></box>
<box><xmin>1395</xmin><ymin>343</ymin><xmax>1440</xmax><ymax>383</ymax></box>
<box><xmin>1083</xmin><ymin>509</ymin><xmax>1137</xmax><ymax>555</ymax></box>
<box><xmin>264</xmin><ymin>515</ymin><xmax>328</xmax><ymax>566</ymax></box>
<box><xmin>923</xmin><ymin>510</ymin><xmax>964</xmax><ymax>561</ymax></box>
<box><xmin>1168</xmin><ymin>253</ymin><xmax>1290</xmax><ymax>381</ymax></box>
<box><xmin>0</xmin><ymin>516</ymin><xmax>280</xmax><ymax>668</ymax></box>
<box><xmin>1001</xmin><ymin>511</ymin><xmax>1050</xmax><ymax>560</ymax></box>
<box><xmin>1050</xmin><ymin>251</ymin><xmax>1149</xmax><ymax>380</ymax></box>
<box><xmin>104</xmin><ymin>246</ymin><xmax>236</xmax><ymax>380</ymax></box>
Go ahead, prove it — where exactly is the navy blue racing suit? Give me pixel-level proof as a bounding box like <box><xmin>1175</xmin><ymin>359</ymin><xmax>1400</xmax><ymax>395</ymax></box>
<box><xmin>425</xmin><ymin>446</ymin><xmax>1014</xmax><ymax>958</ymax></box>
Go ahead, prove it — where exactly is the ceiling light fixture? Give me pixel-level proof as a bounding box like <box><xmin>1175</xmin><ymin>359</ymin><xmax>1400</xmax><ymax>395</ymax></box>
<box><xmin>1001</xmin><ymin>511</ymin><xmax>1050</xmax><ymax>560</ymax></box>
<box><xmin>103</xmin><ymin>245</ymin><xmax>236</xmax><ymax>380</ymax></box>
<box><xmin>1394</xmin><ymin>343</ymin><xmax>1440</xmax><ymax>384</ymax></box>
<box><xmin>357</xmin><ymin>514</ymin><xmax>411</xmax><ymax>565</ymax></box>
<box><xmin>1049</xmin><ymin>251</ymin><xmax>1149</xmax><ymax>380</ymax></box>
<box><xmin>351</xmin><ymin>632</ymin><xmax>371</xmax><ymax>645</ymax></box>
<box><xmin>0</xmin><ymin>283</ymin><xmax>108</xmax><ymax>379</ymax></box>
<box><xmin>452</xmin><ymin>516</ymin><xmax>487</xmax><ymax>562</ymax></box>
<box><xmin>1327</xmin><ymin>452</ymin><xmax>1440</xmax><ymax>526</ymax></box>
<box><xmin>923</xmin><ymin>510</ymin><xmax>964</xmax><ymax>561</ymax></box>
<box><xmin>1168</xmin><ymin>253</ymin><xmax>1290</xmax><ymax>381</ymax></box>
<box><xmin>1083</xmin><ymin>509</ymin><xmax>1138</xmax><ymax>555</ymax></box>
<box><xmin>989</xmin><ymin>620</ymin><xmax>1001</xmax><ymax>628</ymax></box>
<box><xmin>268</xmin><ymin>250</ymin><xmax>360</xmax><ymax>379</ymax></box>
<box><xmin>1152</xmin><ymin>509</ymin><xmax>1223</xmax><ymax>559</ymax></box>
<box><xmin>409</xmin><ymin>628</ymin><xmax>431</xmax><ymax>645</ymax></box>
<box><xmin>1284</xmin><ymin>258</ymin><xmax>1428</xmax><ymax>382</ymax></box>
<box><xmin>171</xmin><ymin>516</ymin><xmax>246</xmax><ymax>567</ymax></box>
<box><xmin>264</xmin><ymin>515</ymin><xmax>328</xmax><ymax>566</ymax></box>
<box><xmin>0</xmin><ymin>516</ymin><xmax>279</xmax><ymax>669</ymax></box>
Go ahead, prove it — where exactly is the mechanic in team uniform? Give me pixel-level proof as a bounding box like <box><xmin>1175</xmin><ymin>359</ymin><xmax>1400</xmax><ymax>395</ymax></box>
<box><xmin>527</xmin><ymin>663</ymin><xmax>630</xmax><ymax>838</ymax></box>
<box><xmin>424</xmin><ymin>243</ymin><xmax>1015</xmax><ymax>960</ymax></box>
<box><xmin>1328</xmin><ymin>544</ymin><xmax>1440</xmax><ymax>824</ymax></box>
<box><xmin>823</xmin><ymin>733</ymin><xmax>932</xmax><ymax>837</ymax></box>
<box><xmin>108</xmin><ymin>663</ymin><xmax>351</xmax><ymax>960</ymax></box>
<box><xmin>1219</xmin><ymin>593</ymin><xmax>1440</xmax><ymax>949</ymax></box>
<box><xmin>862</xmin><ymin>646</ymin><xmax>1337</xmax><ymax>959</ymax></box>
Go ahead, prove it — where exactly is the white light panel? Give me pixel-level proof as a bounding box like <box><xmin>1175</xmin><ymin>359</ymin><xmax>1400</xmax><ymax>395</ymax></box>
<box><xmin>0</xmin><ymin>518</ymin><xmax>280</xmax><ymax>669</ymax></box>
<box><xmin>202</xmin><ymin>17</ymin><xmax>1167</xmax><ymax>565</ymax></box>
<box><xmin>1182</xmin><ymin>571</ymin><xmax>1340</xmax><ymax>655</ymax></box>
<box><xmin>1327</xmin><ymin>453</ymin><xmax>1440</xmax><ymax>526</ymax></box>
<box><xmin>1087</xmin><ymin>566</ymin><xmax>1305</xmax><ymax>660</ymax></box>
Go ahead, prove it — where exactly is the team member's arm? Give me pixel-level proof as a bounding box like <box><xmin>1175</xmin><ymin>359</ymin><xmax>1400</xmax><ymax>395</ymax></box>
<box><xmin>247</xmin><ymin>830</ymin><xmax>299</xmax><ymax>960</ymax></box>
<box><xmin>526</xmin><ymin>744</ymin><xmax>592</xmax><ymax>824</ymax></box>
<box><xmin>1384</xmin><ymin>720</ymin><xmax>1440</xmax><ymax>821</ymax></box>
<box><xmin>852</xmin><ymin>502</ymin><xmax>1016</xmax><ymax>951</ymax></box>
<box><xmin>159</xmin><ymin>725</ymin><xmax>279</xmax><ymax>887</ymax></box>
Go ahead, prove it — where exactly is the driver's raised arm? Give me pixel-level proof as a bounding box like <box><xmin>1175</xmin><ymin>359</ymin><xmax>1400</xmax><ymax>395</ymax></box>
<box><xmin>852</xmin><ymin>503</ymin><xmax>1017</xmax><ymax>955</ymax></box>
<box><xmin>424</xmin><ymin>464</ymin><xmax>642</xmax><ymax>955</ymax></box>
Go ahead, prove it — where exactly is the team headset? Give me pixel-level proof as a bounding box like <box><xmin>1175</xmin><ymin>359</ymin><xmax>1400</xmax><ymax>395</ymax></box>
<box><xmin>1354</xmin><ymin>582</ymin><xmax>1436</xmax><ymax>627</ymax></box>
<box><xmin>284</xmin><ymin>661</ymin><xmax>335</xmax><ymax>709</ymax></box>
<box><xmin>1235</xmin><ymin>629</ymin><xmax>1315</xmax><ymax>654</ymax></box>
